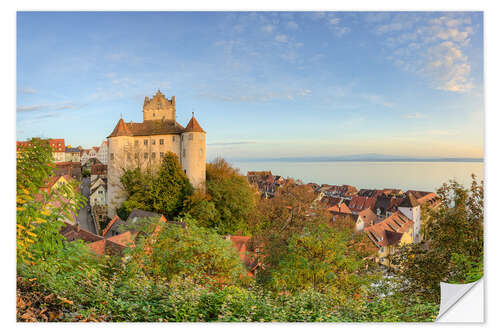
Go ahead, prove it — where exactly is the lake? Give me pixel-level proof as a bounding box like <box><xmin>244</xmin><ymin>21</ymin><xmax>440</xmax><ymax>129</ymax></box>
<box><xmin>232</xmin><ymin>161</ymin><xmax>484</xmax><ymax>193</ymax></box>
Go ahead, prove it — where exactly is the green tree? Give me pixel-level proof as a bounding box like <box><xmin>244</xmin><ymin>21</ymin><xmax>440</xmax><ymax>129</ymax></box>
<box><xmin>270</xmin><ymin>223</ymin><xmax>374</xmax><ymax>300</ymax></box>
<box><xmin>183</xmin><ymin>158</ymin><xmax>256</xmax><ymax>235</ymax></box>
<box><xmin>119</xmin><ymin>152</ymin><xmax>194</xmax><ymax>219</ymax></box>
<box><xmin>393</xmin><ymin>175</ymin><xmax>483</xmax><ymax>302</ymax></box>
<box><xmin>16</xmin><ymin>138</ymin><xmax>86</xmax><ymax>263</ymax></box>
<box><xmin>127</xmin><ymin>218</ymin><xmax>248</xmax><ymax>286</ymax></box>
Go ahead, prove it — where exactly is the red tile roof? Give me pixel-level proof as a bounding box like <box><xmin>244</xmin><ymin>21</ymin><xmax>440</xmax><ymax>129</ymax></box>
<box><xmin>364</xmin><ymin>211</ymin><xmax>414</xmax><ymax>247</ymax></box>
<box><xmin>108</xmin><ymin>118</ymin><xmax>186</xmax><ymax>138</ymax></box>
<box><xmin>328</xmin><ymin>202</ymin><xmax>353</xmax><ymax>214</ymax></box>
<box><xmin>184</xmin><ymin>115</ymin><xmax>206</xmax><ymax>133</ymax></box>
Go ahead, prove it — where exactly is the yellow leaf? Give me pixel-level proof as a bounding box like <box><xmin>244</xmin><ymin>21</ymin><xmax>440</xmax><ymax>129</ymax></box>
<box><xmin>16</xmin><ymin>207</ymin><xmax>25</xmax><ymax>211</ymax></box>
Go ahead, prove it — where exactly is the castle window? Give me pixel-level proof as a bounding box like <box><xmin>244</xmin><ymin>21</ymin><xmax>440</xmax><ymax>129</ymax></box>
<box><xmin>152</xmin><ymin>139</ymin><xmax>156</xmax><ymax>145</ymax></box>
<box><xmin>159</xmin><ymin>139</ymin><xmax>164</xmax><ymax>145</ymax></box>
<box><xmin>172</xmin><ymin>136</ymin><xmax>175</xmax><ymax>142</ymax></box>
<box><xmin>153</xmin><ymin>113</ymin><xmax>156</xmax><ymax>117</ymax></box>
<box><xmin>134</xmin><ymin>153</ymin><xmax>139</xmax><ymax>159</ymax></box>
<box><xmin>188</xmin><ymin>133</ymin><xmax>193</xmax><ymax>140</ymax></box>
<box><xmin>151</xmin><ymin>152</ymin><xmax>156</xmax><ymax>159</ymax></box>
<box><xmin>160</xmin><ymin>152</ymin><xmax>164</xmax><ymax>158</ymax></box>
<box><xmin>144</xmin><ymin>139</ymin><xmax>148</xmax><ymax>146</ymax></box>
<box><xmin>184</xmin><ymin>169</ymin><xmax>186</xmax><ymax>174</ymax></box>
<box><xmin>144</xmin><ymin>153</ymin><xmax>148</xmax><ymax>159</ymax></box>
<box><xmin>110</xmin><ymin>153</ymin><xmax>114</xmax><ymax>160</ymax></box>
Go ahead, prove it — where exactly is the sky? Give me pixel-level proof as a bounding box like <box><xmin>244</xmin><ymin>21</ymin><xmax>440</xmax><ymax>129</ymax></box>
<box><xmin>16</xmin><ymin>11</ymin><xmax>484</xmax><ymax>160</ymax></box>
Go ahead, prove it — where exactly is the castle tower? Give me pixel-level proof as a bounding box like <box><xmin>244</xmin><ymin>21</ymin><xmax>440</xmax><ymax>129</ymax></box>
<box><xmin>143</xmin><ymin>90</ymin><xmax>176</xmax><ymax>122</ymax></box>
<box><xmin>181</xmin><ymin>114</ymin><xmax>206</xmax><ymax>191</ymax></box>
<box><xmin>398</xmin><ymin>193</ymin><xmax>421</xmax><ymax>242</ymax></box>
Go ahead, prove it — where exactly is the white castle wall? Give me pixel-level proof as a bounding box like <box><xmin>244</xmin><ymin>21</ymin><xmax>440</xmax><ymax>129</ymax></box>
<box><xmin>181</xmin><ymin>131</ymin><xmax>206</xmax><ymax>191</ymax></box>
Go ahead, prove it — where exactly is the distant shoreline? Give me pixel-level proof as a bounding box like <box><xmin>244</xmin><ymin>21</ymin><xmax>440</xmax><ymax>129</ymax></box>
<box><xmin>230</xmin><ymin>158</ymin><xmax>484</xmax><ymax>163</ymax></box>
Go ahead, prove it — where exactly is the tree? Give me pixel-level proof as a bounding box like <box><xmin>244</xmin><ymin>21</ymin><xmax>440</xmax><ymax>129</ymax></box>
<box><xmin>183</xmin><ymin>158</ymin><xmax>256</xmax><ymax>235</ymax></box>
<box><xmin>127</xmin><ymin>218</ymin><xmax>248</xmax><ymax>286</ymax></box>
<box><xmin>118</xmin><ymin>152</ymin><xmax>194</xmax><ymax>220</ymax></box>
<box><xmin>251</xmin><ymin>181</ymin><xmax>331</xmax><ymax>273</ymax></box>
<box><xmin>270</xmin><ymin>223</ymin><xmax>374</xmax><ymax>300</ymax></box>
<box><xmin>17</xmin><ymin>138</ymin><xmax>86</xmax><ymax>263</ymax></box>
<box><xmin>392</xmin><ymin>175</ymin><xmax>483</xmax><ymax>302</ymax></box>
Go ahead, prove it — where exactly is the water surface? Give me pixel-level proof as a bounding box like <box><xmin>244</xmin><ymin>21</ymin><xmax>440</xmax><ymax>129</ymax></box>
<box><xmin>233</xmin><ymin>161</ymin><xmax>484</xmax><ymax>192</ymax></box>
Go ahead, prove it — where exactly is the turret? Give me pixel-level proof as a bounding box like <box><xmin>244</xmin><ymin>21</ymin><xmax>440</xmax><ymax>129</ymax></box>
<box><xmin>143</xmin><ymin>90</ymin><xmax>176</xmax><ymax>122</ymax></box>
<box><xmin>181</xmin><ymin>114</ymin><xmax>206</xmax><ymax>191</ymax></box>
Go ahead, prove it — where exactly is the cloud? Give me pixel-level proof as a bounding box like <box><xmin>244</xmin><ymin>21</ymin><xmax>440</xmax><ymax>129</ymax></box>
<box><xmin>262</xmin><ymin>24</ymin><xmax>274</xmax><ymax>33</ymax></box>
<box><xmin>373</xmin><ymin>13</ymin><xmax>477</xmax><ymax>93</ymax></box>
<box><xmin>362</xmin><ymin>94</ymin><xmax>394</xmax><ymax>108</ymax></box>
<box><xmin>17</xmin><ymin>102</ymin><xmax>86</xmax><ymax>113</ymax></box>
<box><xmin>275</xmin><ymin>34</ymin><xmax>288</xmax><ymax>43</ymax></box>
<box><xmin>286</xmin><ymin>21</ymin><xmax>299</xmax><ymax>30</ymax></box>
<box><xmin>208</xmin><ymin>141</ymin><xmax>256</xmax><ymax>146</ymax></box>
<box><xmin>404</xmin><ymin>112</ymin><xmax>427</xmax><ymax>119</ymax></box>
<box><xmin>21</xmin><ymin>87</ymin><xmax>38</xmax><ymax>95</ymax></box>
<box><xmin>328</xmin><ymin>18</ymin><xmax>340</xmax><ymax>25</ymax></box>
<box><xmin>17</xmin><ymin>105</ymin><xmax>47</xmax><ymax>112</ymax></box>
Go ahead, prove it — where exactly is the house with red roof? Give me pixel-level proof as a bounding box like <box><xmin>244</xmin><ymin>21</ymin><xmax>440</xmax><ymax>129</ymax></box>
<box><xmin>364</xmin><ymin>211</ymin><xmax>414</xmax><ymax>267</ymax></box>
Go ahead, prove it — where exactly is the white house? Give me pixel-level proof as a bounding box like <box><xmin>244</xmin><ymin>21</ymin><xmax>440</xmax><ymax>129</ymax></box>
<box><xmin>96</xmin><ymin>140</ymin><xmax>109</xmax><ymax>165</ymax></box>
<box><xmin>398</xmin><ymin>193</ymin><xmax>421</xmax><ymax>243</ymax></box>
<box><xmin>90</xmin><ymin>183</ymin><xmax>107</xmax><ymax>207</ymax></box>
<box><xmin>355</xmin><ymin>208</ymin><xmax>379</xmax><ymax>232</ymax></box>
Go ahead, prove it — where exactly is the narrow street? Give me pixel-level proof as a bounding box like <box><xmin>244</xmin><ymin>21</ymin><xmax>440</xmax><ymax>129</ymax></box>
<box><xmin>76</xmin><ymin>176</ymin><xmax>96</xmax><ymax>234</ymax></box>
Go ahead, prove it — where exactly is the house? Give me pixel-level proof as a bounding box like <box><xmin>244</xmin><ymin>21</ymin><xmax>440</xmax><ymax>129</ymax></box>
<box><xmin>89</xmin><ymin>182</ymin><xmax>106</xmax><ymax>207</ymax></box>
<box><xmin>54</xmin><ymin>161</ymin><xmax>82</xmax><ymax>181</ymax></box>
<box><xmin>355</xmin><ymin>208</ymin><xmax>379</xmax><ymax>232</ymax></box>
<box><xmin>348</xmin><ymin>195</ymin><xmax>378</xmax><ymax>215</ymax></box>
<box><xmin>364</xmin><ymin>211</ymin><xmax>414</xmax><ymax>267</ymax></box>
<box><xmin>17</xmin><ymin>138</ymin><xmax>66</xmax><ymax>162</ymax></box>
<box><xmin>60</xmin><ymin>222</ymin><xmax>102</xmax><ymax>242</ymax></box>
<box><xmin>96</xmin><ymin>140</ymin><xmax>109</xmax><ymax>165</ymax></box>
<box><xmin>82</xmin><ymin>157</ymin><xmax>103</xmax><ymax>174</ymax></box>
<box><xmin>397</xmin><ymin>193</ymin><xmax>422</xmax><ymax>243</ymax></box>
<box><xmin>40</xmin><ymin>174</ymin><xmax>74</xmax><ymax>194</ymax></box>
<box><xmin>382</xmin><ymin>188</ymin><xmax>404</xmax><ymax>197</ymax></box>
<box><xmin>327</xmin><ymin>202</ymin><xmax>355</xmax><ymax>222</ymax></box>
<box><xmin>90</xmin><ymin>164</ymin><xmax>107</xmax><ymax>182</ymax></box>
<box><xmin>101</xmin><ymin>208</ymin><xmax>169</xmax><ymax>238</ymax></box>
<box><xmin>65</xmin><ymin>147</ymin><xmax>81</xmax><ymax>163</ymax></box>
<box><xmin>226</xmin><ymin>235</ymin><xmax>263</xmax><ymax>277</ymax></box>
<box><xmin>406</xmin><ymin>190</ymin><xmax>440</xmax><ymax>208</ymax></box>
<box><xmin>80</xmin><ymin>148</ymin><xmax>98</xmax><ymax>165</ymax></box>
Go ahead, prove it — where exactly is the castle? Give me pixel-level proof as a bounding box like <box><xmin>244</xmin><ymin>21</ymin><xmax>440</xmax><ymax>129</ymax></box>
<box><xmin>106</xmin><ymin>90</ymin><xmax>206</xmax><ymax>217</ymax></box>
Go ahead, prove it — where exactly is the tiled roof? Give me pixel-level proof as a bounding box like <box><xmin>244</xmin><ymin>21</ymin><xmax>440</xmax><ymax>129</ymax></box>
<box><xmin>357</xmin><ymin>208</ymin><xmax>379</xmax><ymax>226</ymax></box>
<box><xmin>328</xmin><ymin>202</ymin><xmax>353</xmax><ymax>214</ymax></box>
<box><xmin>91</xmin><ymin>164</ymin><xmax>107</xmax><ymax>175</ymax></box>
<box><xmin>184</xmin><ymin>116</ymin><xmax>205</xmax><ymax>133</ymax></box>
<box><xmin>364</xmin><ymin>211</ymin><xmax>414</xmax><ymax>247</ymax></box>
<box><xmin>60</xmin><ymin>223</ymin><xmax>103</xmax><ymax>243</ymax></box>
<box><xmin>399</xmin><ymin>193</ymin><xmax>419</xmax><ymax>208</ymax></box>
<box><xmin>107</xmin><ymin>118</ymin><xmax>185</xmax><ymax>138</ymax></box>
<box><xmin>102</xmin><ymin>215</ymin><xmax>123</xmax><ymax>237</ymax></box>
<box><xmin>107</xmin><ymin>231</ymin><xmax>136</xmax><ymax>247</ymax></box>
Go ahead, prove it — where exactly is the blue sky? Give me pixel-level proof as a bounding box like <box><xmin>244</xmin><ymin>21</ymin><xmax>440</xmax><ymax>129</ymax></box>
<box><xmin>16</xmin><ymin>11</ymin><xmax>484</xmax><ymax>160</ymax></box>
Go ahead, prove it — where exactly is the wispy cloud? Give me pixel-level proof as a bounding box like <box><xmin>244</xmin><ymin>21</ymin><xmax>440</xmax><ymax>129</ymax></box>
<box><xmin>404</xmin><ymin>112</ymin><xmax>427</xmax><ymax>119</ymax></box>
<box><xmin>275</xmin><ymin>34</ymin><xmax>288</xmax><ymax>43</ymax></box>
<box><xmin>17</xmin><ymin>102</ymin><xmax>87</xmax><ymax>113</ymax></box>
<box><xmin>208</xmin><ymin>141</ymin><xmax>257</xmax><ymax>146</ymax></box>
<box><xmin>375</xmin><ymin>13</ymin><xmax>477</xmax><ymax>93</ymax></box>
<box><xmin>20</xmin><ymin>87</ymin><xmax>38</xmax><ymax>95</ymax></box>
